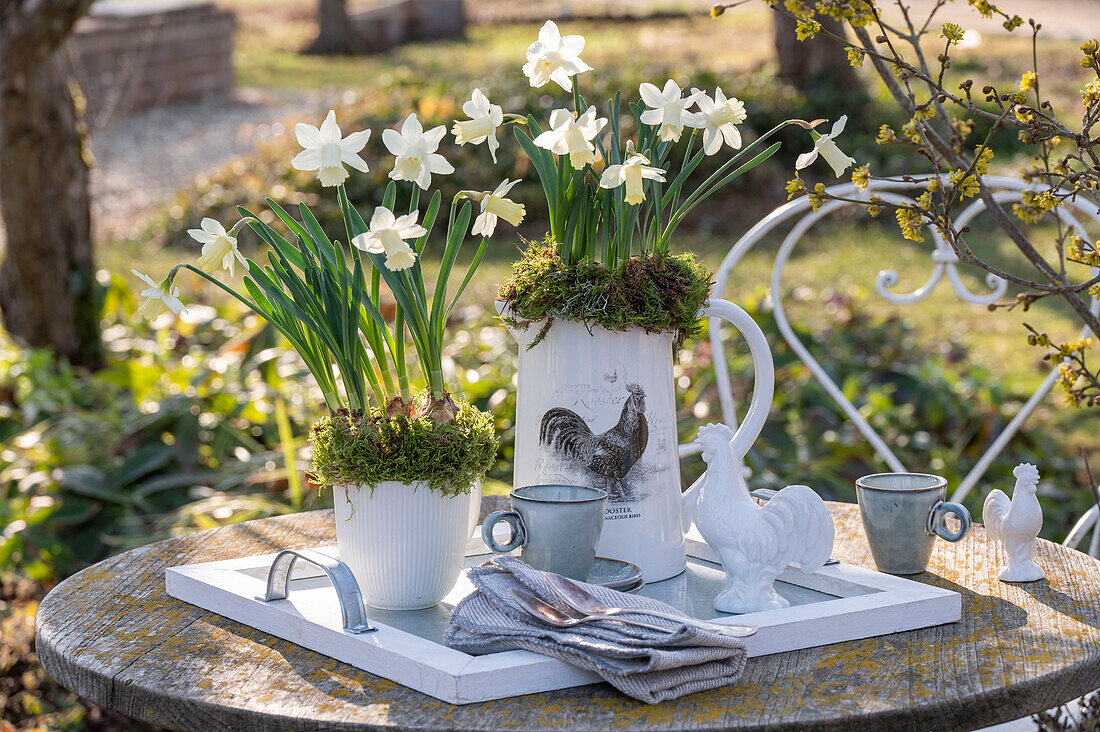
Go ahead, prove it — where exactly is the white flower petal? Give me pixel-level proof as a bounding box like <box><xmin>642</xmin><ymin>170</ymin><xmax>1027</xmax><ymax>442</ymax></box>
<box><xmin>427</xmin><ymin>153</ymin><xmax>454</xmax><ymax>175</ymax></box>
<box><xmin>538</xmin><ymin>20</ymin><xmax>561</xmax><ymax>48</ymax></box>
<box><xmin>382</xmin><ymin>128</ymin><xmax>407</xmax><ymax>155</ymax></box>
<box><xmin>370</xmin><ymin>207</ymin><xmax>397</xmax><ymax>231</ymax></box>
<box><xmin>341</xmin><ymin>150</ymin><xmax>369</xmax><ymax>172</ymax></box>
<box><xmin>639</xmin><ymin>82</ymin><xmax>664</xmax><ymax>108</ymax></box>
<box><xmin>295</xmin><ymin>122</ymin><xmax>323</xmax><ymax>149</ymax></box>
<box><xmin>795</xmin><ymin>149</ymin><xmax>819</xmax><ymax>170</ymax></box>
<box><xmin>291</xmin><ymin>148</ymin><xmax>322</xmax><ymax>171</ymax></box>
<box><xmin>830</xmin><ymin>115</ymin><xmax>848</xmax><ymax>138</ymax></box>
<box><xmin>132</xmin><ymin>270</ymin><xmax>157</xmax><ymax>287</ymax></box>
<box><xmin>422</xmin><ymin>124</ymin><xmax>447</xmax><ymax>149</ymax></box>
<box><xmin>340</xmin><ymin>129</ymin><xmax>371</xmax><ymax>153</ymax></box>
<box><xmin>400</xmin><ymin>113</ymin><xmax>423</xmax><ymax>141</ymax></box>
<box><xmin>319</xmin><ymin>110</ymin><xmax>341</xmax><ymax>143</ymax></box>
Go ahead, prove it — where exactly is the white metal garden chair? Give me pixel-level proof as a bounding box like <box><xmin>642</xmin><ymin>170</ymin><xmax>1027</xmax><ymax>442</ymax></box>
<box><xmin>680</xmin><ymin>175</ymin><xmax>1100</xmax><ymax>557</ymax></box>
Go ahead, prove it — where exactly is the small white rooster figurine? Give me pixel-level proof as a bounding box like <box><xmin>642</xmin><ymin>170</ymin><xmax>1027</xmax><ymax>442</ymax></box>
<box><xmin>692</xmin><ymin>423</ymin><xmax>835</xmax><ymax>613</ymax></box>
<box><xmin>983</xmin><ymin>463</ymin><xmax>1045</xmax><ymax>582</ymax></box>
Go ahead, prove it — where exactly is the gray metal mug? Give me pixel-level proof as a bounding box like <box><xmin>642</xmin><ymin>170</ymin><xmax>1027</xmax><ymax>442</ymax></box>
<box><xmin>855</xmin><ymin>473</ymin><xmax>971</xmax><ymax>575</ymax></box>
<box><xmin>481</xmin><ymin>484</ymin><xmax>607</xmax><ymax>580</ymax></box>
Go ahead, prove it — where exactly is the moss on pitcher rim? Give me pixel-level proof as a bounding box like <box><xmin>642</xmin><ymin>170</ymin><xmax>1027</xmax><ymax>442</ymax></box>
<box><xmin>498</xmin><ymin>241</ymin><xmax>713</xmax><ymax>349</ymax></box>
<box><xmin>310</xmin><ymin>394</ymin><xmax>497</xmax><ymax>496</ymax></box>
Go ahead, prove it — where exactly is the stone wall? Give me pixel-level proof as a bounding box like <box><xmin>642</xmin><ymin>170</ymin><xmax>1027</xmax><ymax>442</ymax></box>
<box><xmin>67</xmin><ymin>0</ymin><xmax>236</xmax><ymax>124</ymax></box>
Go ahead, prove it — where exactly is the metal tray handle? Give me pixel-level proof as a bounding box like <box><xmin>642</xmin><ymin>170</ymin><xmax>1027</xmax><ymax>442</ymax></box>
<box><xmin>258</xmin><ymin>548</ymin><xmax>377</xmax><ymax>634</ymax></box>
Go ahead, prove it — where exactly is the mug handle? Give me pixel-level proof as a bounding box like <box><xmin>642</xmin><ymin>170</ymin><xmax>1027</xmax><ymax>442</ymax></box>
<box><xmin>929</xmin><ymin>500</ymin><xmax>971</xmax><ymax>542</ymax></box>
<box><xmin>482</xmin><ymin>510</ymin><xmax>526</xmax><ymax>552</ymax></box>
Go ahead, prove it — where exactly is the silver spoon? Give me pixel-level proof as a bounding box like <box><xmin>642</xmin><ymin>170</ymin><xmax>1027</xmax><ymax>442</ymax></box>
<box><xmin>508</xmin><ymin>588</ymin><xmax>679</xmax><ymax>633</ymax></box>
<box><xmin>546</xmin><ymin>574</ymin><xmax>758</xmax><ymax>638</ymax></box>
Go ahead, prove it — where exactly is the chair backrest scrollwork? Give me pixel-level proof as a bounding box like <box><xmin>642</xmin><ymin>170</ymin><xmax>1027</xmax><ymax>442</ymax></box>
<box><xmin>692</xmin><ymin>175</ymin><xmax>1099</xmax><ymax>556</ymax></box>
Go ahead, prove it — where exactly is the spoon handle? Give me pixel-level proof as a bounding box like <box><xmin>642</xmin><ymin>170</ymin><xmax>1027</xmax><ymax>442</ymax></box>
<box><xmin>589</xmin><ymin>614</ymin><xmax>681</xmax><ymax>633</ymax></box>
<box><xmin>608</xmin><ymin>607</ymin><xmax>757</xmax><ymax>636</ymax></box>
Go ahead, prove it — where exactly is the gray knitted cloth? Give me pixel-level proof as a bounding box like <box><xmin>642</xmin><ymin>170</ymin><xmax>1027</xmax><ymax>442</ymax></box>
<box><xmin>444</xmin><ymin>557</ymin><xmax>747</xmax><ymax>703</ymax></box>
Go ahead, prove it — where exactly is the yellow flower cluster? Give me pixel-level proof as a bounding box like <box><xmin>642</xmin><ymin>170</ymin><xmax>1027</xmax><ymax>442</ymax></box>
<box><xmin>785</xmin><ymin>177</ymin><xmax>805</xmax><ymax>199</ymax></box>
<box><xmin>968</xmin><ymin>0</ymin><xmax>994</xmax><ymax>17</ymax></box>
<box><xmin>1012</xmin><ymin>190</ymin><xmax>1059</xmax><ymax>224</ymax></box>
<box><xmin>941</xmin><ymin>23</ymin><xmax>965</xmax><ymax>44</ymax></box>
<box><xmin>807</xmin><ymin>182</ymin><xmax>826</xmax><ymax>212</ymax></box>
<box><xmin>851</xmin><ymin>164</ymin><xmax>871</xmax><ymax>192</ymax></box>
<box><xmin>847</xmin><ymin>47</ymin><xmax>865</xmax><ymax>68</ymax></box>
<box><xmin>796</xmin><ymin>18</ymin><xmax>822</xmax><ymax>40</ymax></box>
<box><xmin>948</xmin><ymin>147</ymin><xmax>994</xmax><ymax>199</ymax></box>
<box><xmin>1082</xmin><ymin>39</ymin><xmax>1099</xmax><ymax>68</ymax></box>
<box><xmin>1057</xmin><ymin>362</ymin><xmax>1081</xmax><ymax>405</ymax></box>
<box><xmin>876</xmin><ymin>124</ymin><xmax>898</xmax><ymax>145</ymax></box>
<box><xmin>1068</xmin><ymin>236</ymin><xmax>1100</xmax><ymax>267</ymax></box>
<box><xmin>1019</xmin><ymin>71</ymin><xmax>1038</xmax><ymax>93</ymax></box>
<box><xmin>1082</xmin><ymin>80</ymin><xmax>1100</xmax><ymax>108</ymax></box>
<box><xmin>896</xmin><ymin>207</ymin><xmax>925</xmax><ymax>241</ymax></box>
<box><xmin>867</xmin><ymin>194</ymin><xmax>884</xmax><ymax>218</ymax></box>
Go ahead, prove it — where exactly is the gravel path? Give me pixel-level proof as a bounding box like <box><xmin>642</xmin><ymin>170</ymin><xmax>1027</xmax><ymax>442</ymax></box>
<box><xmin>87</xmin><ymin>87</ymin><xmax>337</xmax><ymax>242</ymax></box>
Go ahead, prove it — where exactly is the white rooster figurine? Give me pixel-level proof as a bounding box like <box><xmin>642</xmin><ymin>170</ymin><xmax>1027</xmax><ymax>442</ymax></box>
<box><xmin>692</xmin><ymin>423</ymin><xmax>835</xmax><ymax>613</ymax></box>
<box><xmin>983</xmin><ymin>463</ymin><xmax>1045</xmax><ymax>582</ymax></box>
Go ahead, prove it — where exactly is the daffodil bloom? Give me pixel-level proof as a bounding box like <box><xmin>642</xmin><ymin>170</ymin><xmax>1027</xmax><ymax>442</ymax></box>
<box><xmin>599</xmin><ymin>148</ymin><xmax>666</xmax><ymax>205</ymax></box>
<box><xmin>132</xmin><ymin>270</ymin><xmax>186</xmax><ymax>319</ymax></box>
<box><xmin>291</xmin><ymin>110</ymin><xmax>370</xmax><ymax>188</ymax></box>
<box><xmin>532</xmin><ymin>107</ymin><xmax>607</xmax><ymax>170</ymax></box>
<box><xmin>471</xmin><ymin>179</ymin><xmax>525</xmax><ymax>238</ymax></box>
<box><xmin>522</xmin><ymin>20</ymin><xmax>592</xmax><ymax>91</ymax></box>
<box><xmin>351</xmin><ymin>206</ymin><xmax>428</xmax><ymax>271</ymax></box>
<box><xmin>639</xmin><ymin>79</ymin><xmax>703</xmax><ymax>142</ymax></box>
<box><xmin>796</xmin><ymin>115</ymin><xmax>857</xmax><ymax>178</ymax></box>
<box><xmin>383</xmin><ymin>113</ymin><xmax>455</xmax><ymax>190</ymax></box>
<box><xmin>452</xmin><ymin>89</ymin><xmax>504</xmax><ymax>163</ymax></box>
<box><xmin>690</xmin><ymin>86</ymin><xmax>747</xmax><ymax>155</ymax></box>
<box><xmin>189</xmin><ymin>218</ymin><xmax>246</xmax><ymax>276</ymax></box>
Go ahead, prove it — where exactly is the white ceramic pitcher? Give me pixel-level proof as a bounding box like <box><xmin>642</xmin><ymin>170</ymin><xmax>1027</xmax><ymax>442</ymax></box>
<box><xmin>498</xmin><ymin>299</ymin><xmax>775</xmax><ymax>582</ymax></box>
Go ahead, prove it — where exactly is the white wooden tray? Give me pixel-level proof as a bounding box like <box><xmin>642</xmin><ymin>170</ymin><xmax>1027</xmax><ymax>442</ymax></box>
<box><xmin>164</xmin><ymin>526</ymin><xmax>960</xmax><ymax>704</ymax></box>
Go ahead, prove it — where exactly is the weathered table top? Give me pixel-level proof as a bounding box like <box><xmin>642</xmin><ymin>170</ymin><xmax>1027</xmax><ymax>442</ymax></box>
<box><xmin>36</xmin><ymin>501</ymin><xmax>1100</xmax><ymax>731</ymax></box>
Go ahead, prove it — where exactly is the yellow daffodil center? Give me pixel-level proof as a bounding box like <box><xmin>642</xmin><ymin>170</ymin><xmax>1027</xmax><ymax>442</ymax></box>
<box><xmin>198</xmin><ymin>235</ymin><xmax>233</xmax><ymax>274</ymax></box>
<box><xmin>624</xmin><ymin>165</ymin><xmax>645</xmax><ymax>205</ymax></box>
<box><xmin>486</xmin><ymin>195</ymin><xmax>525</xmax><ymax>226</ymax></box>
<box><xmin>454</xmin><ymin>118</ymin><xmax>493</xmax><ymax>144</ymax></box>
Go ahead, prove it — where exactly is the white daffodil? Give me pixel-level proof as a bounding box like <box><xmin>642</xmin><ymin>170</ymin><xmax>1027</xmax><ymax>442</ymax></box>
<box><xmin>522</xmin><ymin>20</ymin><xmax>592</xmax><ymax>91</ymax></box>
<box><xmin>189</xmin><ymin>218</ymin><xmax>246</xmax><ymax>276</ymax></box>
<box><xmin>452</xmin><ymin>88</ymin><xmax>504</xmax><ymax>163</ymax></box>
<box><xmin>599</xmin><ymin>145</ymin><xmax>666</xmax><ymax>205</ymax></box>
<box><xmin>532</xmin><ymin>107</ymin><xmax>607</xmax><ymax>170</ymax></box>
<box><xmin>639</xmin><ymin>79</ymin><xmax>703</xmax><ymax>143</ymax></box>
<box><xmin>691</xmin><ymin>86</ymin><xmax>747</xmax><ymax>156</ymax></box>
<box><xmin>132</xmin><ymin>270</ymin><xmax>186</xmax><ymax>319</ymax></box>
<box><xmin>291</xmin><ymin>110</ymin><xmax>370</xmax><ymax>188</ymax></box>
<box><xmin>383</xmin><ymin>113</ymin><xmax>455</xmax><ymax>191</ymax></box>
<box><xmin>795</xmin><ymin>115</ymin><xmax>857</xmax><ymax>178</ymax></box>
<box><xmin>351</xmin><ymin>206</ymin><xmax>428</xmax><ymax>271</ymax></box>
<box><xmin>471</xmin><ymin>179</ymin><xmax>525</xmax><ymax>238</ymax></box>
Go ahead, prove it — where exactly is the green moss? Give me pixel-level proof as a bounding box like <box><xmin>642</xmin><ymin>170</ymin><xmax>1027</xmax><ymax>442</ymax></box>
<box><xmin>309</xmin><ymin>395</ymin><xmax>497</xmax><ymax>496</ymax></box>
<box><xmin>497</xmin><ymin>241</ymin><xmax>713</xmax><ymax>349</ymax></box>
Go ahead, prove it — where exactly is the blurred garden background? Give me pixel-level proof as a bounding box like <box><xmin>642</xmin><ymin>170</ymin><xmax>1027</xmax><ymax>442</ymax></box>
<box><xmin>2</xmin><ymin>0</ymin><xmax>1099</xmax><ymax>728</ymax></box>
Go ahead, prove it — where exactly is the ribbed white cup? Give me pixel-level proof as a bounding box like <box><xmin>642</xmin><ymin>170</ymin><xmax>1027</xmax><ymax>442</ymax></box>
<box><xmin>334</xmin><ymin>480</ymin><xmax>480</xmax><ymax>610</ymax></box>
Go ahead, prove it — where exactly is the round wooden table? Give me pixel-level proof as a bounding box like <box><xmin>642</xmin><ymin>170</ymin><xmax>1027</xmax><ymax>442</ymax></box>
<box><xmin>36</xmin><ymin>502</ymin><xmax>1100</xmax><ymax>731</ymax></box>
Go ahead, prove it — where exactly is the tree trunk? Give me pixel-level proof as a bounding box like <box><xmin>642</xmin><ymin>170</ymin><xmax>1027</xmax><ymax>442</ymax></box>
<box><xmin>0</xmin><ymin>0</ymin><xmax>101</xmax><ymax>369</ymax></box>
<box><xmin>773</xmin><ymin>12</ymin><xmax>861</xmax><ymax>94</ymax></box>
<box><xmin>305</xmin><ymin>0</ymin><xmax>366</xmax><ymax>55</ymax></box>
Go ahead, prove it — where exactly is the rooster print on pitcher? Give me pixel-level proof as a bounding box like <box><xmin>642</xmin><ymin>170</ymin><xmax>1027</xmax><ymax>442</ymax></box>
<box><xmin>538</xmin><ymin>383</ymin><xmax>650</xmax><ymax>502</ymax></box>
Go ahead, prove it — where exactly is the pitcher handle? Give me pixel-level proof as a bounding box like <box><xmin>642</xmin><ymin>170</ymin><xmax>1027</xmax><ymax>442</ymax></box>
<box><xmin>696</xmin><ymin>299</ymin><xmax>775</xmax><ymax>460</ymax></box>
<box><xmin>681</xmin><ymin>299</ymin><xmax>775</xmax><ymax>534</ymax></box>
